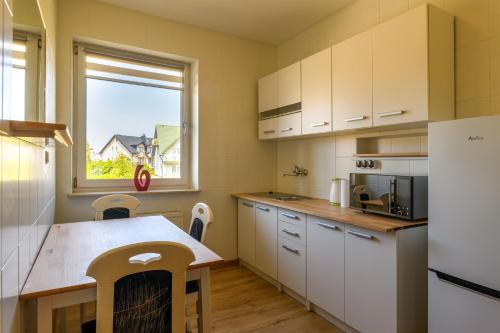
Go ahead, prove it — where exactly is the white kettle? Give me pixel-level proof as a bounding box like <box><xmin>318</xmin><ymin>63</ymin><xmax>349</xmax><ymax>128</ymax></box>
<box><xmin>329</xmin><ymin>178</ymin><xmax>341</xmax><ymax>206</ymax></box>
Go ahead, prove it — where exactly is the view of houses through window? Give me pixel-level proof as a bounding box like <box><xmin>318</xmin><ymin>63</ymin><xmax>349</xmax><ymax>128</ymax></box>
<box><xmin>82</xmin><ymin>48</ymin><xmax>185</xmax><ymax>181</ymax></box>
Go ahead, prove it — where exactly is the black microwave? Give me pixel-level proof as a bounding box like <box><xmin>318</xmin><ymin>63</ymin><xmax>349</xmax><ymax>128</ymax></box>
<box><xmin>349</xmin><ymin>173</ymin><xmax>428</xmax><ymax>220</ymax></box>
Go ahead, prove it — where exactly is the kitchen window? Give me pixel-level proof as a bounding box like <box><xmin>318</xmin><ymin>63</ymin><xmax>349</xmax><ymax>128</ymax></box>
<box><xmin>73</xmin><ymin>42</ymin><xmax>190</xmax><ymax>189</ymax></box>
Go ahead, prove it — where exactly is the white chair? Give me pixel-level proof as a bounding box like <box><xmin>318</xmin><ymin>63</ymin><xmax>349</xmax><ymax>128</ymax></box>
<box><xmin>83</xmin><ymin>241</ymin><xmax>195</xmax><ymax>333</ymax></box>
<box><xmin>91</xmin><ymin>194</ymin><xmax>141</xmax><ymax>221</ymax></box>
<box><xmin>185</xmin><ymin>203</ymin><xmax>214</xmax><ymax>332</ymax></box>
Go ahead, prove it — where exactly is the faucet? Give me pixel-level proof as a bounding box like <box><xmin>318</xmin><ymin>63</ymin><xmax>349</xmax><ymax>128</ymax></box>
<box><xmin>283</xmin><ymin>165</ymin><xmax>308</xmax><ymax>177</ymax></box>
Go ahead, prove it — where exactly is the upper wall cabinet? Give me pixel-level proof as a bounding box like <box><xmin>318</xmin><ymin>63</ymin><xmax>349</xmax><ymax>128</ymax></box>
<box><xmin>258</xmin><ymin>73</ymin><xmax>278</xmax><ymax>113</ymax></box>
<box><xmin>277</xmin><ymin>62</ymin><xmax>301</xmax><ymax>108</ymax></box>
<box><xmin>301</xmin><ymin>48</ymin><xmax>332</xmax><ymax>135</ymax></box>
<box><xmin>332</xmin><ymin>31</ymin><xmax>373</xmax><ymax>131</ymax></box>
<box><xmin>372</xmin><ymin>5</ymin><xmax>454</xmax><ymax>127</ymax></box>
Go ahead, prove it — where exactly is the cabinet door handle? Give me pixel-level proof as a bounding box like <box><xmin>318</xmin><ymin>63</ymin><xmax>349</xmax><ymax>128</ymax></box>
<box><xmin>282</xmin><ymin>244</ymin><xmax>300</xmax><ymax>254</ymax></box>
<box><xmin>263</xmin><ymin>130</ymin><xmax>276</xmax><ymax>134</ymax></box>
<box><xmin>281</xmin><ymin>229</ymin><xmax>300</xmax><ymax>237</ymax></box>
<box><xmin>242</xmin><ymin>202</ymin><xmax>254</xmax><ymax>208</ymax></box>
<box><xmin>256</xmin><ymin>206</ymin><xmax>269</xmax><ymax>212</ymax></box>
<box><xmin>344</xmin><ymin>116</ymin><xmax>366</xmax><ymax>122</ymax></box>
<box><xmin>378</xmin><ymin>110</ymin><xmax>405</xmax><ymax>118</ymax></box>
<box><xmin>347</xmin><ymin>229</ymin><xmax>374</xmax><ymax>240</ymax></box>
<box><xmin>280</xmin><ymin>127</ymin><xmax>293</xmax><ymax>132</ymax></box>
<box><xmin>316</xmin><ymin>222</ymin><xmax>339</xmax><ymax>230</ymax></box>
<box><xmin>311</xmin><ymin>122</ymin><xmax>329</xmax><ymax>127</ymax></box>
<box><xmin>281</xmin><ymin>213</ymin><xmax>299</xmax><ymax>219</ymax></box>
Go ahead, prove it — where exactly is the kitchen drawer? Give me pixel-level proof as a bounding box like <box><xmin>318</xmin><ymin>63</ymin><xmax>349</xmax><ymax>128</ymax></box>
<box><xmin>278</xmin><ymin>112</ymin><xmax>301</xmax><ymax>138</ymax></box>
<box><xmin>278</xmin><ymin>220</ymin><xmax>306</xmax><ymax>245</ymax></box>
<box><xmin>278</xmin><ymin>208</ymin><xmax>306</xmax><ymax>227</ymax></box>
<box><xmin>278</xmin><ymin>237</ymin><xmax>306</xmax><ymax>297</ymax></box>
<box><xmin>258</xmin><ymin>118</ymin><xmax>277</xmax><ymax>140</ymax></box>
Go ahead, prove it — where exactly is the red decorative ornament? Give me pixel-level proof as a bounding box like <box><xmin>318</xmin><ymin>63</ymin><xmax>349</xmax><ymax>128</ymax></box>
<box><xmin>134</xmin><ymin>165</ymin><xmax>151</xmax><ymax>191</ymax></box>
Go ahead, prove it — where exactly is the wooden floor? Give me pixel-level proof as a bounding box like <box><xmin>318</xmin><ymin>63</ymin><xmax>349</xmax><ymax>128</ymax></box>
<box><xmin>59</xmin><ymin>265</ymin><xmax>342</xmax><ymax>333</ymax></box>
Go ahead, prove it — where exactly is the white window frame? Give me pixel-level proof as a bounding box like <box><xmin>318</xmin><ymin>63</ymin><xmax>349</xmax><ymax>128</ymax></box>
<box><xmin>73</xmin><ymin>42</ymin><xmax>191</xmax><ymax>190</ymax></box>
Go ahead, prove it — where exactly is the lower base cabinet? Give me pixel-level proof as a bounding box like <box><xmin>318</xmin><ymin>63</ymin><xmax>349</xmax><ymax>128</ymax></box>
<box><xmin>278</xmin><ymin>237</ymin><xmax>306</xmax><ymax>297</ymax></box>
<box><xmin>307</xmin><ymin>216</ymin><xmax>345</xmax><ymax>321</ymax></box>
<box><xmin>345</xmin><ymin>226</ymin><xmax>428</xmax><ymax>333</ymax></box>
<box><xmin>237</xmin><ymin>199</ymin><xmax>428</xmax><ymax>333</ymax></box>
<box><xmin>255</xmin><ymin>204</ymin><xmax>277</xmax><ymax>279</ymax></box>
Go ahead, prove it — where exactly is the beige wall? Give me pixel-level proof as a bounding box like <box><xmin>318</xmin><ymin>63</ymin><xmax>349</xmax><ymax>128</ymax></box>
<box><xmin>55</xmin><ymin>0</ymin><xmax>277</xmax><ymax>259</ymax></box>
<box><xmin>276</xmin><ymin>0</ymin><xmax>498</xmax><ymax>199</ymax></box>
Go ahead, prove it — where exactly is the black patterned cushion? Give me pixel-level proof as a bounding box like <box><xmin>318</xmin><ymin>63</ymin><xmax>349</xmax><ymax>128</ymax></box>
<box><xmin>189</xmin><ymin>218</ymin><xmax>204</xmax><ymax>242</ymax></box>
<box><xmin>103</xmin><ymin>207</ymin><xmax>130</xmax><ymax>220</ymax></box>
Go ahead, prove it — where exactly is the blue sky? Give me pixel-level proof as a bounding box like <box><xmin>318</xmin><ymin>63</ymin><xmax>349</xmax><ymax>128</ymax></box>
<box><xmin>87</xmin><ymin>78</ymin><xmax>181</xmax><ymax>152</ymax></box>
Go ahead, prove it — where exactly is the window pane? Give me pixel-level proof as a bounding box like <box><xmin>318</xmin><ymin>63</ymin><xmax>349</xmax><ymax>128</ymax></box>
<box><xmin>12</xmin><ymin>68</ymin><xmax>26</xmax><ymax>121</ymax></box>
<box><xmin>86</xmin><ymin>78</ymin><xmax>181</xmax><ymax>180</ymax></box>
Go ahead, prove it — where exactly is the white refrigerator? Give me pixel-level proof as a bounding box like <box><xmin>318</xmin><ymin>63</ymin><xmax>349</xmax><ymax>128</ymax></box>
<box><xmin>428</xmin><ymin>116</ymin><xmax>500</xmax><ymax>333</ymax></box>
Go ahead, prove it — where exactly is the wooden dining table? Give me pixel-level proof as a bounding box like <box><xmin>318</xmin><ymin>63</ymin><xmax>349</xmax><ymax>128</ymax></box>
<box><xmin>20</xmin><ymin>215</ymin><xmax>224</xmax><ymax>333</ymax></box>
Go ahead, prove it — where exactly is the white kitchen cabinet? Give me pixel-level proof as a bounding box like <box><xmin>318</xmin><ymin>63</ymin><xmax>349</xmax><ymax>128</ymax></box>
<box><xmin>258</xmin><ymin>118</ymin><xmax>277</xmax><ymax>140</ymax></box>
<box><xmin>301</xmin><ymin>48</ymin><xmax>332</xmax><ymax>135</ymax></box>
<box><xmin>238</xmin><ymin>199</ymin><xmax>256</xmax><ymax>265</ymax></box>
<box><xmin>307</xmin><ymin>216</ymin><xmax>345</xmax><ymax>321</ymax></box>
<box><xmin>332</xmin><ymin>31</ymin><xmax>373</xmax><ymax>131</ymax></box>
<box><xmin>345</xmin><ymin>226</ymin><xmax>397</xmax><ymax>333</ymax></box>
<box><xmin>277</xmin><ymin>112</ymin><xmax>301</xmax><ymax>138</ymax></box>
<box><xmin>258</xmin><ymin>72</ymin><xmax>277</xmax><ymax>113</ymax></box>
<box><xmin>255</xmin><ymin>204</ymin><xmax>277</xmax><ymax>279</ymax></box>
<box><xmin>277</xmin><ymin>62</ymin><xmax>301</xmax><ymax>108</ymax></box>
<box><xmin>372</xmin><ymin>5</ymin><xmax>454</xmax><ymax>127</ymax></box>
<box><xmin>278</xmin><ymin>237</ymin><xmax>306</xmax><ymax>297</ymax></box>
<box><xmin>345</xmin><ymin>226</ymin><xmax>427</xmax><ymax>333</ymax></box>
<box><xmin>278</xmin><ymin>220</ymin><xmax>305</xmax><ymax>244</ymax></box>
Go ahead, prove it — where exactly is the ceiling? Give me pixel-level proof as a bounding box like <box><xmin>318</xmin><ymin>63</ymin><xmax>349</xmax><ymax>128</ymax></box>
<box><xmin>97</xmin><ymin>0</ymin><xmax>356</xmax><ymax>45</ymax></box>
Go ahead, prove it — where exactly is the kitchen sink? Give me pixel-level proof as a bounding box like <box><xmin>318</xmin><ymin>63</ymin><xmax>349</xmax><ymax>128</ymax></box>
<box><xmin>260</xmin><ymin>192</ymin><xmax>310</xmax><ymax>201</ymax></box>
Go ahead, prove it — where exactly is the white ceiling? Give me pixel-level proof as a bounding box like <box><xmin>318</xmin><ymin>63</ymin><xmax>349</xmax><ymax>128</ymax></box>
<box><xmin>97</xmin><ymin>0</ymin><xmax>356</xmax><ymax>45</ymax></box>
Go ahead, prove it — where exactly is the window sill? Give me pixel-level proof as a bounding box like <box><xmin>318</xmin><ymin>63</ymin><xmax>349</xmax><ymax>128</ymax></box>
<box><xmin>67</xmin><ymin>188</ymin><xmax>200</xmax><ymax>197</ymax></box>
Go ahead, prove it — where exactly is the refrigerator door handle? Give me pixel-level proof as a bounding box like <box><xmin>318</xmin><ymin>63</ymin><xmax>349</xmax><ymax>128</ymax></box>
<box><xmin>429</xmin><ymin>268</ymin><xmax>500</xmax><ymax>300</ymax></box>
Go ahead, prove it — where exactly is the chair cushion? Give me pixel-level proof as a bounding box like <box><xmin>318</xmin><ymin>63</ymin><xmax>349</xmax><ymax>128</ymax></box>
<box><xmin>189</xmin><ymin>218</ymin><xmax>204</xmax><ymax>242</ymax></box>
<box><xmin>186</xmin><ymin>280</ymin><xmax>199</xmax><ymax>294</ymax></box>
<box><xmin>81</xmin><ymin>320</ymin><xmax>96</xmax><ymax>333</ymax></box>
<box><xmin>103</xmin><ymin>207</ymin><xmax>130</xmax><ymax>220</ymax></box>
<box><xmin>113</xmin><ymin>270</ymin><xmax>172</xmax><ymax>333</ymax></box>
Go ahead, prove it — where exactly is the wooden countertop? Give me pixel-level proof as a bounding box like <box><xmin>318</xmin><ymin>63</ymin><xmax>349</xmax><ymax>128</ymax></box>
<box><xmin>232</xmin><ymin>193</ymin><xmax>427</xmax><ymax>233</ymax></box>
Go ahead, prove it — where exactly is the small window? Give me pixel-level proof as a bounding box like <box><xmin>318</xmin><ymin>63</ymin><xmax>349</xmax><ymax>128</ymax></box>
<box><xmin>13</xmin><ymin>31</ymin><xmax>43</xmax><ymax>121</ymax></box>
<box><xmin>74</xmin><ymin>43</ymin><xmax>190</xmax><ymax>189</ymax></box>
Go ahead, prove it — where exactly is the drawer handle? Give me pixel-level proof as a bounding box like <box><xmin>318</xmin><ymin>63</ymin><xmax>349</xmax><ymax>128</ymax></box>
<box><xmin>344</xmin><ymin>116</ymin><xmax>366</xmax><ymax>122</ymax></box>
<box><xmin>263</xmin><ymin>130</ymin><xmax>275</xmax><ymax>134</ymax></box>
<box><xmin>347</xmin><ymin>229</ymin><xmax>374</xmax><ymax>240</ymax></box>
<box><xmin>378</xmin><ymin>110</ymin><xmax>405</xmax><ymax>118</ymax></box>
<box><xmin>311</xmin><ymin>122</ymin><xmax>329</xmax><ymax>127</ymax></box>
<box><xmin>281</xmin><ymin>213</ymin><xmax>299</xmax><ymax>220</ymax></box>
<box><xmin>256</xmin><ymin>206</ymin><xmax>270</xmax><ymax>212</ymax></box>
<box><xmin>280</xmin><ymin>127</ymin><xmax>293</xmax><ymax>132</ymax></box>
<box><xmin>282</xmin><ymin>244</ymin><xmax>300</xmax><ymax>254</ymax></box>
<box><xmin>282</xmin><ymin>229</ymin><xmax>300</xmax><ymax>237</ymax></box>
<box><xmin>316</xmin><ymin>222</ymin><xmax>339</xmax><ymax>230</ymax></box>
<box><xmin>242</xmin><ymin>202</ymin><xmax>254</xmax><ymax>208</ymax></box>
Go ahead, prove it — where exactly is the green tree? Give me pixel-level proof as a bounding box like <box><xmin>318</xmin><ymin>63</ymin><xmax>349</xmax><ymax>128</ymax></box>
<box><xmin>86</xmin><ymin>143</ymin><xmax>154</xmax><ymax>179</ymax></box>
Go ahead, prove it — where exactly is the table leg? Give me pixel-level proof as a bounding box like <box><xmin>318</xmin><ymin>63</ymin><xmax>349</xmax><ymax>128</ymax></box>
<box><xmin>37</xmin><ymin>296</ymin><xmax>53</xmax><ymax>333</ymax></box>
<box><xmin>197</xmin><ymin>267</ymin><xmax>212</xmax><ymax>333</ymax></box>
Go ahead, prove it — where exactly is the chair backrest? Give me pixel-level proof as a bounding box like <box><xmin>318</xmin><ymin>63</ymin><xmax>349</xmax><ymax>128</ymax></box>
<box><xmin>86</xmin><ymin>241</ymin><xmax>195</xmax><ymax>333</ymax></box>
<box><xmin>188</xmin><ymin>203</ymin><xmax>214</xmax><ymax>243</ymax></box>
<box><xmin>91</xmin><ymin>195</ymin><xmax>141</xmax><ymax>221</ymax></box>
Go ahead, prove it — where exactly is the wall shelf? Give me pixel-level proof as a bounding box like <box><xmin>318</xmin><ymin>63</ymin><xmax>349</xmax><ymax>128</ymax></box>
<box><xmin>353</xmin><ymin>152</ymin><xmax>428</xmax><ymax>158</ymax></box>
<box><xmin>1</xmin><ymin>120</ymin><xmax>73</xmax><ymax>147</ymax></box>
